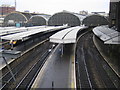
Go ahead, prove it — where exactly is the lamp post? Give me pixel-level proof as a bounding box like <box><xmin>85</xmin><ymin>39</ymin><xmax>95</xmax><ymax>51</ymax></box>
<box><xmin>15</xmin><ymin>0</ymin><xmax>16</xmax><ymax>11</ymax></box>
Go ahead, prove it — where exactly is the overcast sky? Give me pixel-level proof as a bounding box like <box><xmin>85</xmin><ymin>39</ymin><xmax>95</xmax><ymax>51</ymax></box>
<box><xmin>0</xmin><ymin>0</ymin><xmax>110</xmax><ymax>15</ymax></box>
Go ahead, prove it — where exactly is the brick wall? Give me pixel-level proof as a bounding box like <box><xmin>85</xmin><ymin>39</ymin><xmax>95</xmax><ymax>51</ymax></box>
<box><xmin>0</xmin><ymin>6</ymin><xmax>15</xmax><ymax>16</ymax></box>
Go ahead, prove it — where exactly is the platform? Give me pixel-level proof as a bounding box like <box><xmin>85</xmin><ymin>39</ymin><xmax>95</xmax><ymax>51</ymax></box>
<box><xmin>32</xmin><ymin>44</ymin><xmax>76</xmax><ymax>88</ymax></box>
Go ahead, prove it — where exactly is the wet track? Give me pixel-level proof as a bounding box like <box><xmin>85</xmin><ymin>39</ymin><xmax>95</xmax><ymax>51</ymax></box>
<box><xmin>76</xmin><ymin>31</ymin><xmax>120</xmax><ymax>89</ymax></box>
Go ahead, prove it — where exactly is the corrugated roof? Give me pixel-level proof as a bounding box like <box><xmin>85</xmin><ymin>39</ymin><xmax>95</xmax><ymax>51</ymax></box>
<box><xmin>110</xmin><ymin>0</ymin><xmax>120</xmax><ymax>2</ymax></box>
<box><xmin>93</xmin><ymin>25</ymin><xmax>120</xmax><ymax>44</ymax></box>
<box><xmin>1</xmin><ymin>26</ymin><xmax>67</xmax><ymax>41</ymax></box>
<box><xmin>0</xmin><ymin>27</ymin><xmax>27</xmax><ymax>36</ymax></box>
<box><xmin>50</xmin><ymin>26</ymin><xmax>87</xmax><ymax>44</ymax></box>
<box><xmin>105</xmin><ymin>36</ymin><xmax>120</xmax><ymax>44</ymax></box>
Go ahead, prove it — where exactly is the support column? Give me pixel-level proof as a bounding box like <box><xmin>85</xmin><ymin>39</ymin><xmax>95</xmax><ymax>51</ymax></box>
<box><xmin>61</xmin><ymin>44</ymin><xmax>63</xmax><ymax>57</ymax></box>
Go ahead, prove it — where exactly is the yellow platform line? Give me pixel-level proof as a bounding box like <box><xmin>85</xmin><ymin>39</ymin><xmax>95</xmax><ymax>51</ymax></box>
<box><xmin>70</xmin><ymin>44</ymin><xmax>76</xmax><ymax>89</ymax></box>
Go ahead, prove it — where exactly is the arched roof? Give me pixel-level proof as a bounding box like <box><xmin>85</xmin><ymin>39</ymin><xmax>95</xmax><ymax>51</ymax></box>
<box><xmin>82</xmin><ymin>14</ymin><xmax>109</xmax><ymax>26</ymax></box>
<box><xmin>4</xmin><ymin>11</ymin><xmax>29</xmax><ymax>22</ymax></box>
<box><xmin>3</xmin><ymin>11</ymin><xmax>48</xmax><ymax>26</ymax></box>
<box><xmin>4</xmin><ymin>12</ymin><xmax>28</xmax><ymax>26</ymax></box>
<box><xmin>27</xmin><ymin>15</ymin><xmax>51</xmax><ymax>26</ymax></box>
<box><xmin>48</xmin><ymin>12</ymin><xmax>85</xmax><ymax>26</ymax></box>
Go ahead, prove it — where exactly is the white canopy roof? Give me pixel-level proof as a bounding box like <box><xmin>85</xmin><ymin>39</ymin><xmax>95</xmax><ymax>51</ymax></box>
<box><xmin>0</xmin><ymin>26</ymin><xmax>48</xmax><ymax>36</ymax></box>
<box><xmin>105</xmin><ymin>36</ymin><xmax>120</xmax><ymax>44</ymax></box>
<box><xmin>50</xmin><ymin>26</ymin><xmax>87</xmax><ymax>44</ymax></box>
<box><xmin>26</xmin><ymin>26</ymin><xmax>47</xmax><ymax>30</ymax></box>
<box><xmin>93</xmin><ymin>25</ymin><xmax>120</xmax><ymax>44</ymax></box>
<box><xmin>0</xmin><ymin>27</ymin><xmax>27</xmax><ymax>36</ymax></box>
<box><xmin>1</xmin><ymin>26</ymin><xmax>67</xmax><ymax>41</ymax></box>
<box><xmin>110</xmin><ymin>0</ymin><xmax>120</xmax><ymax>2</ymax></box>
<box><xmin>0</xmin><ymin>27</ymin><xmax>16</xmax><ymax>30</ymax></box>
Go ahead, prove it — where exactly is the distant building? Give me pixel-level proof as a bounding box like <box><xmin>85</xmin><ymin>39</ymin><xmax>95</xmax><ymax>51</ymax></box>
<box><xmin>109</xmin><ymin>0</ymin><xmax>120</xmax><ymax>31</ymax></box>
<box><xmin>91</xmin><ymin>12</ymin><xmax>108</xmax><ymax>16</ymax></box>
<box><xmin>24</xmin><ymin>10</ymin><xmax>30</xmax><ymax>13</ymax></box>
<box><xmin>0</xmin><ymin>5</ymin><xmax>15</xmax><ymax>17</ymax></box>
<box><xmin>79</xmin><ymin>11</ymin><xmax>88</xmax><ymax>15</ymax></box>
<box><xmin>92</xmin><ymin>12</ymin><xmax>106</xmax><ymax>14</ymax></box>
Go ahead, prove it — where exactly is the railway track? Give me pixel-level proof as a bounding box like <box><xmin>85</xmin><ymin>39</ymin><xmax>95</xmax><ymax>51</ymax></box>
<box><xmin>1</xmin><ymin>32</ymin><xmax>54</xmax><ymax>76</ymax></box>
<box><xmin>0</xmin><ymin>39</ymin><xmax>57</xmax><ymax>89</ymax></box>
<box><xmin>15</xmin><ymin>50</ymin><xmax>51</xmax><ymax>89</ymax></box>
<box><xmin>75</xmin><ymin>30</ymin><xmax>93</xmax><ymax>89</ymax></box>
<box><xmin>75</xmin><ymin>29</ymin><xmax>119</xmax><ymax>89</ymax></box>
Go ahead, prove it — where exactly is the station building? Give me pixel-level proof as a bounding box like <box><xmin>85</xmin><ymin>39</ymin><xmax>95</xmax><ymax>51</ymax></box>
<box><xmin>0</xmin><ymin>5</ymin><xmax>15</xmax><ymax>18</ymax></box>
<box><xmin>109</xmin><ymin>0</ymin><xmax>120</xmax><ymax>31</ymax></box>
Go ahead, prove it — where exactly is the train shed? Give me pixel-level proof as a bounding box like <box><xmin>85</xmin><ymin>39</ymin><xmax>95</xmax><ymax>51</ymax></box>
<box><xmin>82</xmin><ymin>14</ymin><xmax>109</xmax><ymax>27</ymax></box>
<box><xmin>26</xmin><ymin>15</ymin><xmax>51</xmax><ymax>26</ymax></box>
<box><xmin>48</xmin><ymin>11</ymin><xmax>85</xmax><ymax>27</ymax></box>
<box><xmin>3</xmin><ymin>11</ymin><xmax>42</xmax><ymax>27</ymax></box>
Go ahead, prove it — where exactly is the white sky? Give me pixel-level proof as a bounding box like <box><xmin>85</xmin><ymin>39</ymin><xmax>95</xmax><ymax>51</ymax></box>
<box><xmin>0</xmin><ymin>0</ymin><xmax>110</xmax><ymax>15</ymax></box>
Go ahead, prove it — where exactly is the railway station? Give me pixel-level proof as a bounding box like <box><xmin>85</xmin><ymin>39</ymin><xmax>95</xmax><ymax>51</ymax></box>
<box><xmin>0</xmin><ymin>0</ymin><xmax>120</xmax><ymax>89</ymax></box>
